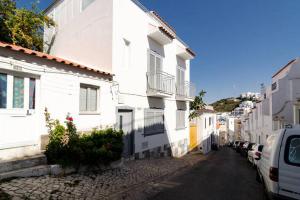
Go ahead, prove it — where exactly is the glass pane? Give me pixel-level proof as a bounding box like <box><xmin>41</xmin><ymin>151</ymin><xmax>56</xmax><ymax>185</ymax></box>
<box><xmin>0</xmin><ymin>73</ymin><xmax>7</xmax><ymax>108</ymax></box>
<box><xmin>288</xmin><ymin>138</ymin><xmax>300</xmax><ymax>164</ymax></box>
<box><xmin>13</xmin><ymin>76</ymin><xmax>24</xmax><ymax>108</ymax></box>
<box><xmin>29</xmin><ymin>78</ymin><xmax>36</xmax><ymax>109</ymax></box>
<box><xmin>88</xmin><ymin>88</ymin><xmax>97</xmax><ymax>111</ymax></box>
<box><xmin>150</xmin><ymin>54</ymin><xmax>155</xmax><ymax>73</ymax></box>
<box><xmin>80</xmin><ymin>87</ymin><xmax>87</xmax><ymax>111</ymax></box>
<box><xmin>82</xmin><ymin>0</ymin><xmax>95</xmax><ymax>10</ymax></box>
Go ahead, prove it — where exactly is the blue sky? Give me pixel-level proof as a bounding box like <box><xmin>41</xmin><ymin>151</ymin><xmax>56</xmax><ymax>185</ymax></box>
<box><xmin>18</xmin><ymin>0</ymin><xmax>300</xmax><ymax>103</ymax></box>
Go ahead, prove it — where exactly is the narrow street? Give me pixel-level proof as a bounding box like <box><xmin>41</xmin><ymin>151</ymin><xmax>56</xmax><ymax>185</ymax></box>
<box><xmin>149</xmin><ymin>147</ymin><xmax>265</xmax><ymax>200</ymax></box>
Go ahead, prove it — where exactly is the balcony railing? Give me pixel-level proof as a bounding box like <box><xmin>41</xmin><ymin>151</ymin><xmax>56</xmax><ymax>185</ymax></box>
<box><xmin>147</xmin><ymin>71</ymin><xmax>175</xmax><ymax>95</ymax></box>
<box><xmin>176</xmin><ymin>81</ymin><xmax>196</xmax><ymax>99</ymax></box>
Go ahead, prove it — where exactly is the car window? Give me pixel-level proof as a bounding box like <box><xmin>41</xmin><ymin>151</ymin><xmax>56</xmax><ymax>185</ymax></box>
<box><xmin>284</xmin><ymin>136</ymin><xmax>300</xmax><ymax>166</ymax></box>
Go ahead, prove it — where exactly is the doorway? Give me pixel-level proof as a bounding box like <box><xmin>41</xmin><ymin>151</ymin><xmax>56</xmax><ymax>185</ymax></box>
<box><xmin>117</xmin><ymin>109</ymin><xmax>134</xmax><ymax>158</ymax></box>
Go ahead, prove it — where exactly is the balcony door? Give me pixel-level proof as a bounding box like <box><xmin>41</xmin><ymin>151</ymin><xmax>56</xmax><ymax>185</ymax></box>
<box><xmin>149</xmin><ymin>51</ymin><xmax>162</xmax><ymax>91</ymax></box>
<box><xmin>176</xmin><ymin>66</ymin><xmax>185</xmax><ymax>96</ymax></box>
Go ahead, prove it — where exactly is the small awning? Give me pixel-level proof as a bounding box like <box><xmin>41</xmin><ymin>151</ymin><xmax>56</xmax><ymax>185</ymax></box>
<box><xmin>177</xmin><ymin>45</ymin><xmax>195</xmax><ymax>60</ymax></box>
<box><xmin>148</xmin><ymin>24</ymin><xmax>174</xmax><ymax>45</ymax></box>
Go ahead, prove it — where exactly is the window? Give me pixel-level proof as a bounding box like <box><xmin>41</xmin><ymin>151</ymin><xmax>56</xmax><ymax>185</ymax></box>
<box><xmin>0</xmin><ymin>73</ymin><xmax>36</xmax><ymax>110</ymax></box>
<box><xmin>205</xmin><ymin>118</ymin><xmax>207</xmax><ymax>129</ymax></box>
<box><xmin>80</xmin><ymin>84</ymin><xmax>98</xmax><ymax>113</ymax></box>
<box><xmin>176</xmin><ymin>110</ymin><xmax>185</xmax><ymax>129</ymax></box>
<box><xmin>0</xmin><ymin>73</ymin><xmax>7</xmax><ymax>108</ymax></box>
<box><xmin>13</xmin><ymin>76</ymin><xmax>24</xmax><ymax>108</ymax></box>
<box><xmin>209</xmin><ymin>117</ymin><xmax>212</xmax><ymax>126</ymax></box>
<box><xmin>176</xmin><ymin>67</ymin><xmax>185</xmax><ymax>85</ymax></box>
<box><xmin>81</xmin><ymin>0</ymin><xmax>95</xmax><ymax>11</ymax></box>
<box><xmin>29</xmin><ymin>78</ymin><xmax>36</xmax><ymax>109</ymax></box>
<box><xmin>272</xmin><ymin>82</ymin><xmax>277</xmax><ymax>91</ymax></box>
<box><xmin>144</xmin><ymin>109</ymin><xmax>164</xmax><ymax>136</ymax></box>
<box><xmin>284</xmin><ymin>136</ymin><xmax>300</xmax><ymax>166</ymax></box>
<box><xmin>148</xmin><ymin>51</ymin><xmax>162</xmax><ymax>74</ymax></box>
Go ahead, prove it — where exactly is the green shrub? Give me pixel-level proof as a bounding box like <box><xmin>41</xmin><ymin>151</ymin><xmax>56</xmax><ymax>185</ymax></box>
<box><xmin>44</xmin><ymin>109</ymin><xmax>123</xmax><ymax>167</ymax></box>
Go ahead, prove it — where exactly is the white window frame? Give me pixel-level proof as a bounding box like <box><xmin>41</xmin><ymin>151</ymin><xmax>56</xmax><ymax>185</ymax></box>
<box><xmin>0</xmin><ymin>71</ymin><xmax>38</xmax><ymax>115</ymax></box>
<box><xmin>79</xmin><ymin>83</ymin><xmax>100</xmax><ymax>115</ymax></box>
<box><xmin>148</xmin><ymin>50</ymin><xmax>163</xmax><ymax>74</ymax></box>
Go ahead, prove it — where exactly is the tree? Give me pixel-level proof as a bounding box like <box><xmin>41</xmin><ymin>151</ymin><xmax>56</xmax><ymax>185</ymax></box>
<box><xmin>0</xmin><ymin>0</ymin><xmax>54</xmax><ymax>51</ymax></box>
<box><xmin>189</xmin><ymin>90</ymin><xmax>206</xmax><ymax>120</ymax></box>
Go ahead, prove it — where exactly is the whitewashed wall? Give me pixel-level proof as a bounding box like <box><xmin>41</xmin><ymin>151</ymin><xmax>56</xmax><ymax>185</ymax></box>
<box><xmin>0</xmin><ymin>48</ymin><xmax>115</xmax><ymax>160</ymax></box>
<box><xmin>112</xmin><ymin>0</ymin><xmax>191</xmax><ymax>156</ymax></box>
<box><xmin>44</xmin><ymin>0</ymin><xmax>114</xmax><ymax>73</ymax></box>
<box><xmin>196</xmin><ymin>113</ymin><xmax>216</xmax><ymax>154</ymax></box>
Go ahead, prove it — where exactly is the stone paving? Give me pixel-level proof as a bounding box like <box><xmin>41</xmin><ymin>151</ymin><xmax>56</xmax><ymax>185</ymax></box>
<box><xmin>0</xmin><ymin>152</ymin><xmax>206</xmax><ymax>200</ymax></box>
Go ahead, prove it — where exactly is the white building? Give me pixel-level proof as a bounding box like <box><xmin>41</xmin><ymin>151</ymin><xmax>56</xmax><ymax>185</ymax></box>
<box><xmin>0</xmin><ymin>42</ymin><xmax>115</xmax><ymax>160</ymax></box>
<box><xmin>44</xmin><ymin>0</ymin><xmax>196</xmax><ymax>158</ymax></box>
<box><xmin>271</xmin><ymin>58</ymin><xmax>300</xmax><ymax>130</ymax></box>
<box><xmin>232</xmin><ymin>100</ymin><xmax>254</xmax><ymax>116</ymax></box>
<box><xmin>192</xmin><ymin>107</ymin><xmax>217</xmax><ymax>154</ymax></box>
<box><xmin>240</xmin><ymin>92</ymin><xmax>260</xmax><ymax>100</ymax></box>
<box><xmin>226</xmin><ymin>116</ymin><xmax>242</xmax><ymax>142</ymax></box>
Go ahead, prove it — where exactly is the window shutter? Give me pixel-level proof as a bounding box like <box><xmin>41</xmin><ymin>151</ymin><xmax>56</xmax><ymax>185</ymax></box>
<box><xmin>144</xmin><ymin>109</ymin><xmax>164</xmax><ymax>135</ymax></box>
<box><xmin>88</xmin><ymin>88</ymin><xmax>97</xmax><ymax>112</ymax></box>
<box><xmin>80</xmin><ymin>87</ymin><xmax>87</xmax><ymax>111</ymax></box>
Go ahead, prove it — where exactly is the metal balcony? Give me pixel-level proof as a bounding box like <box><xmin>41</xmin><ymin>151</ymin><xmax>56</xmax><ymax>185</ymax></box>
<box><xmin>146</xmin><ymin>71</ymin><xmax>175</xmax><ymax>97</ymax></box>
<box><xmin>176</xmin><ymin>81</ymin><xmax>196</xmax><ymax>101</ymax></box>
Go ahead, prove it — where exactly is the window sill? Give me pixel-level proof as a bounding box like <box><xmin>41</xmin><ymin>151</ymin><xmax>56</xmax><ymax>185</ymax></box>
<box><xmin>176</xmin><ymin>127</ymin><xmax>187</xmax><ymax>130</ymax></box>
<box><xmin>0</xmin><ymin>109</ymin><xmax>35</xmax><ymax>116</ymax></box>
<box><xmin>79</xmin><ymin>112</ymin><xmax>101</xmax><ymax>115</ymax></box>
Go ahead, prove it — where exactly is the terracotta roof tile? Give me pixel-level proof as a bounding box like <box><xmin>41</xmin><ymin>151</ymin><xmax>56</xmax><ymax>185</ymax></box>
<box><xmin>150</xmin><ymin>11</ymin><xmax>176</xmax><ymax>34</ymax></box>
<box><xmin>0</xmin><ymin>41</ymin><xmax>113</xmax><ymax>77</ymax></box>
<box><xmin>186</xmin><ymin>48</ymin><xmax>196</xmax><ymax>57</ymax></box>
<box><xmin>158</xmin><ymin>26</ymin><xmax>175</xmax><ymax>40</ymax></box>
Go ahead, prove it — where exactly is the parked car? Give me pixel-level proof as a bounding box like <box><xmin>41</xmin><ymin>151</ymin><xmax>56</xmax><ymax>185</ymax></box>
<box><xmin>257</xmin><ymin>128</ymin><xmax>300</xmax><ymax>200</ymax></box>
<box><xmin>248</xmin><ymin>144</ymin><xmax>263</xmax><ymax>166</ymax></box>
<box><xmin>241</xmin><ymin>142</ymin><xmax>255</xmax><ymax>157</ymax></box>
<box><xmin>236</xmin><ymin>141</ymin><xmax>245</xmax><ymax>153</ymax></box>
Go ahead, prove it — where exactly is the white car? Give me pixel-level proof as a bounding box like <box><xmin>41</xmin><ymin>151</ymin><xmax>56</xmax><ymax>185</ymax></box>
<box><xmin>257</xmin><ymin>127</ymin><xmax>300</xmax><ymax>200</ymax></box>
<box><xmin>248</xmin><ymin>144</ymin><xmax>263</xmax><ymax>166</ymax></box>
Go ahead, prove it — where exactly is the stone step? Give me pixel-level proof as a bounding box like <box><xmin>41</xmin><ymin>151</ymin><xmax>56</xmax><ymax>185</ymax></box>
<box><xmin>0</xmin><ymin>154</ymin><xmax>47</xmax><ymax>174</ymax></box>
<box><xmin>0</xmin><ymin>165</ymin><xmax>51</xmax><ymax>181</ymax></box>
<box><xmin>0</xmin><ymin>165</ymin><xmax>64</xmax><ymax>181</ymax></box>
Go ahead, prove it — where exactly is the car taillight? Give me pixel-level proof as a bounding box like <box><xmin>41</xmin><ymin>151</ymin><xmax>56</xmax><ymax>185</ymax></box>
<box><xmin>255</xmin><ymin>152</ymin><xmax>261</xmax><ymax>157</ymax></box>
<box><xmin>269</xmin><ymin>167</ymin><xmax>278</xmax><ymax>182</ymax></box>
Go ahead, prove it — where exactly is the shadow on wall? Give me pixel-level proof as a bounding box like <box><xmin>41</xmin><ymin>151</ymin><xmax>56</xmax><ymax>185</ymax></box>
<box><xmin>118</xmin><ymin>113</ymin><xmax>188</xmax><ymax>159</ymax></box>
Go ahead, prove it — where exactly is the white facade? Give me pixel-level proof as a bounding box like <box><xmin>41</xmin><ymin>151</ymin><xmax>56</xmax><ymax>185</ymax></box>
<box><xmin>0</xmin><ymin>46</ymin><xmax>115</xmax><ymax>160</ymax></box>
<box><xmin>240</xmin><ymin>92</ymin><xmax>260</xmax><ymax>100</ymax></box>
<box><xmin>194</xmin><ymin>110</ymin><xmax>217</xmax><ymax>154</ymax></box>
<box><xmin>271</xmin><ymin>58</ymin><xmax>300</xmax><ymax>129</ymax></box>
<box><xmin>44</xmin><ymin>0</ymin><xmax>196</xmax><ymax>158</ymax></box>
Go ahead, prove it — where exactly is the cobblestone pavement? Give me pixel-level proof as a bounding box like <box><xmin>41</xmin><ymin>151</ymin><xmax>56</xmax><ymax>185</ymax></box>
<box><xmin>0</xmin><ymin>152</ymin><xmax>206</xmax><ymax>200</ymax></box>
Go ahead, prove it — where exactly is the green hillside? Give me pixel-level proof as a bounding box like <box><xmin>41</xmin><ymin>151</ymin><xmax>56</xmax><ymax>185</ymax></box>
<box><xmin>210</xmin><ymin>98</ymin><xmax>241</xmax><ymax>112</ymax></box>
